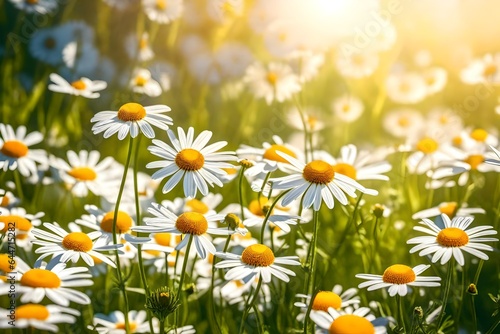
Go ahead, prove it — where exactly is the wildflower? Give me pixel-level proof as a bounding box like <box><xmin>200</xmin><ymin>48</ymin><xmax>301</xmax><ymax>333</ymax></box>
<box><xmin>145</xmin><ymin>286</ymin><xmax>180</xmax><ymax>321</ymax></box>
<box><xmin>8</xmin><ymin>0</ymin><xmax>58</xmax><ymax>14</ymax></box>
<box><xmin>411</xmin><ymin>202</ymin><xmax>485</xmax><ymax>220</ymax></box>
<box><xmin>386</xmin><ymin>71</ymin><xmax>428</xmax><ymax>104</ymax></box>
<box><xmin>89</xmin><ymin>310</ymin><xmax>159</xmax><ymax>333</ymax></box>
<box><xmin>331</xmin><ymin>95</ymin><xmax>365</xmax><ymax>123</ymax></box>
<box><xmin>310</xmin><ymin>306</ymin><xmax>387</xmax><ymax>334</ymax></box>
<box><xmin>0</xmin><ymin>304</ymin><xmax>80</xmax><ymax>332</ymax></box>
<box><xmin>91</xmin><ymin>102</ymin><xmax>172</xmax><ymax>140</ymax></box>
<box><xmin>128</xmin><ymin>68</ymin><xmax>162</xmax><ymax>97</ymax></box>
<box><xmin>142</xmin><ymin>0</ymin><xmax>184</xmax><ymax>24</ymax></box>
<box><xmin>147</xmin><ymin>127</ymin><xmax>236</xmax><ymax>198</ymax></box>
<box><xmin>125</xmin><ymin>32</ymin><xmax>154</xmax><ymax>62</ymax></box>
<box><xmin>460</xmin><ymin>53</ymin><xmax>500</xmax><ymax>85</ymax></box>
<box><xmin>48</xmin><ymin>73</ymin><xmax>107</xmax><ymax>99</ymax></box>
<box><xmin>336</xmin><ymin>50</ymin><xmax>379</xmax><ymax>78</ymax></box>
<box><xmin>407</xmin><ymin>214</ymin><xmax>498</xmax><ymax>266</ymax></box>
<box><xmin>356</xmin><ymin>264</ymin><xmax>441</xmax><ymax>297</ymax></box>
<box><xmin>383</xmin><ymin>109</ymin><xmax>424</xmax><ymax>139</ymax></box>
<box><xmin>0</xmin><ymin>207</ymin><xmax>44</xmax><ymax>249</ymax></box>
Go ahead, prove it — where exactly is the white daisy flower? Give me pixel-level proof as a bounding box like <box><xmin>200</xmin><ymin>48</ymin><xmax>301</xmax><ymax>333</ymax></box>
<box><xmin>207</xmin><ymin>0</ymin><xmax>244</xmax><ymax>22</ymax></box>
<box><xmin>0</xmin><ymin>123</ymin><xmax>47</xmax><ymax>177</ymax></box>
<box><xmin>89</xmin><ymin>310</ymin><xmax>159</xmax><ymax>334</ymax></box>
<box><xmin>31</xmin><ymin>222</ymin><xmax>121</xmax><ymax>268</ymax></box>
<box><xmin>131</xmin><ymin>202</ymin><xmax>236</xmax><ymax>259</ymax></box>
<box><xmin>288</xmin><ymin>50</ymin><xmax>325</xmax><ymax>83</ymax></box>
<box><xmin>356</xmin><ymin>264</ymin><xmax>441</xmax><ymax>297</ymax></box>
<box><xmin>405</xmin><ymin>135</ymin><xmax>455</xmax><ymax>174</ymax></box>
<box><xmin>8</xmin><ymin>0</ymin><xmax>58</xmax><ymax>14</ymax></box>
<box><xmin>336</xmin><ymin>50</ymin><xmax>379</xmax><ymax>79</ymax></box>
<box><xmin>147</xmin><ymin>127</ymin><xmax>236</xmax><ymax>198</ymax></box>
<box><xmin>460</xmin><ymin>53</ymin><xmax>500</xmax><ymax>85</ymax></box>
<box><xmin>0</xmin><ymin>304</ymin><xmax>80</xmax><ymax>333</ymax></box>
<box><xmin>102</xmin><ymin>0</ymin><xmax>135</xmax><ymax>10</ymax></box>
<box><xmin>48</xmin><ymin>73</ymin><xmax>107</xmax><ymax>99</ymax></box>
<box><xmin>270</xmin><ymin>152</ymin><xmax>377</xmax><ymax>211</ymax></box>
<box><xmin>0</xmin><ymin>261</ymin><xmax>93</xmax><ymax>306</ymax></box>
<box><xmin>423</xmin><ymin>67</ymin><xmax>447</xmax><ymax>95</ymax></box>
<box><xmin>0</xmin><ymin>188</ymin><xmax>19</xmax><ymax>208</ymax></box>
<box><xmin>331</xmin><ymin>95</ymin><xmax>365</xmax><ymax>123</ymax></box>
<box><xmin>412</xmin><ymin>202</ymin><xmax>485</xmax><ymax>220</ymax></box>
<box><xmin>142</xmin><ymin>0</ymin><xmax>184</xmax><ymax>24</ymax></box>
<box><xmin>386</xmin><ymin>71</ymin><xmax>427</xmax><ymax>104</ymax></box>
<box><xmin>215</xmin><ymin>243</ymin><xmax>300</xmax><ymax>283</ymax></box>
<box><xmin>407</xmin><ymin>214</ymin><xmax>498</xmax><ymax>266</ymax></box>
<box><xmin>0</xmin><ymin>207</ymin><xmax>43</xmax><ymax>248</ymax></box>
<box><xmin>310</xmin><ymin>306</ymin><xmax>387</xmax><ymax>334</ymax></box>
<box><xmin>286</xmin><ymin>106</ymin><xmax>325</xmax><ymax>133</ymax></box>
<box><xmin>125</xmin><ymin>32</ymin><xmax>154</xmax><ymax>62</ymax></box>
<box><xmin>91</xmin><ymin>102</ymin><xmax>172</xmax><ymax>140</ymax></box>
<box><xmin>128</xmin><ymin>68</ymin><xmax>162</xmax><ymax>97</ymax></box>
<box><xmin>161</xmin><ymin>193</ymin><xmax>223</xmax><ymax>216</ymax></box>
<box><xmin>244</xmin><ymin>62</ymin><xmax>301</xmax><ymax>105</ymax></box>
<box><xmin>383</xmin><ymin>108</ymin><xmax>424</xmax><ymax>139</ymax></box>
<box><xmin>454</xmin><ymin>128</ymin><xmax>498</xmax><ymax>152</ymax></box>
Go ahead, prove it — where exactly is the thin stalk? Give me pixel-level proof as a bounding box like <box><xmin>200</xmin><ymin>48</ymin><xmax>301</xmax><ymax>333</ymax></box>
<box><xmin>473</xmin><ymin>259</ymin><xmax>484</xmax><ymax>285</ymax></box>
<box><xmin>303</xmin><ymin>210</ymin><xmax>320</xmax><ymax>334</ymax></box>
<box><xmin>260</xmin><ymin>190</ymin><xmax>290</xmax><ymax>243</ymax></box>
<box><xmin>485</xmin><ymin>318</ymin><xmax>500</xmax><ymax>334</ymax></box>
<box><xmin>239</xmin><ymin>278</ymin><xmax>263</xmax><ymax>334</ymax></box>
<box><xmin>396</xmin><ymin>294</ymin><xmax>407</xmax><ymax>333</ymax></box>
<box><xmin>257</xmin><ymin>171</ymin><xmax>271</xmax><ymax>203</ymax></box>
<box><xmin>470</xmin><ymin>294</ymin><xmax>477</xmax><ymax>334</ymax></box>
<box><xmin>238</xmin><ymin>165</ymin><xmax>248</xmax><ymax>220</ymax></box>
<box><xmin>437</xmin><ymin>259</ymin><xmax>454</xmax><ymax>331</ymax></box>
<box><xmin>177</xmin><ymin>236</ymin><xmax>194</xmax><ymax>296</ymax></box>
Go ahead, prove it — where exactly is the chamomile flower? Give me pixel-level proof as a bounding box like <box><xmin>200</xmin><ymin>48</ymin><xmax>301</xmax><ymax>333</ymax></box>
<box><xmin>48</xmin><ymin>73</ymin><xmax>107</xmax><ymax>99</ymax></box>
<box><xmin>386</xmin><ymin>71</ymin><xmax>427</xmax><ymax>104</ymax></box>
<box><xmin>0</xmin><ymin>207</ymin><xmax>43</xmax><ymax>247</ymax></box>
<box><xmin>383</xmin><ymin>108</ymin><xmax>424</xmax><ymax>139</ymax></box>
<box><xmin>286</xmin><ymin>106</ymin><xmax>324</xmax><ymax>133</ymax></box>
<box><xmin>128</xmin><ymin>68</ymin><xmax>162</xmax><ymax>97</ymax></box>
<box><xmin>331</xmin><ymin>95</ymin><xmax>365</xmax><ymax>123</ymax></box>
<box><xmin>405</xmin><ymin>135</ymin><xmax>455</xmax><ymax>174</ymax></box>
<box><xmin>336</xmin><ymin>50</ymin><xmax>379</xmax><ymax>78</ymax></box>
<box><xmin>0</xmin><ymin>304</ymin><xmax>80</xmax><ymax>332</ymax></box>
<box><xmin>407</xmin><ymin>214</ymin><xmax>498</xmax><ymax>266</ymax></box>
<box><xmin>0</xmin><ymin>123</ymin><xmax>47</xmax><ymax>177</ymax></box>
<box><xmin>460</xmin><ymin>53</ymin><xmax>500</xmax><ymax>85</ymax></box>
<box><xmin>51</xmin><ymin>150</ymin><xmax>121</xmax><ymax>197</ymax></box>
<box><xmin>207</xmin><ymin>0</ymin><xmax>244</xmax><ymax>22</ymax></box>
<box><xmin>91</xmin><ymin>102</ymin><xmax>172</xmax><ymax>140</ymax></box>
<box><xmin>143</xmin><ymin>0</ymin><xmax>184</xmax><ymax>24</ymax></box>
<box><xmin>412</xmin><ymin>202</ymin><xmax>485</xmax><ymax>220</ymax></box>
<box><xmin>8</xmin><ymin>0</ymin><xmax>58</xmax><ymax>14</ymax></box>
<box><xmin>147</xmin><ymin>127</ymin><xmax>236</xmax><ymax>198</ymax></box>
<box><xmin>270</xmin><ymin>152</ymin><xmax>377</xmax><ymax>211</ymax></box>
<box><xmin>125</xmin><ymin>32</ymin><xmax>154</xmax><ymax>62</ymax></box>
<box><xmin>423</xmin><ymin>67</ymin><xmax>447</xmax><ymax>95</ymax></box>
<box><xmin>0</xmin><ymin>261</ymin><xmax>93</xmax><ymax>306</ymax></box>
<box><xmin>215</xmin><ymin>243</ymin><xmax>300</xmax><ymax>283</ymax></box>
<box><xmin>356</xmin><ymin>264</ymin><xmax>441</xmax><ymax>297</ymax></box>
<box><xmin>310</xmin><ymin>306</ymin><xmax>387</xmax><ymax>334</ymax></box>
<box><xmin>90</xmin><ymin>310</ymin><xmax>159</xmax><ymax>334</ymax></box>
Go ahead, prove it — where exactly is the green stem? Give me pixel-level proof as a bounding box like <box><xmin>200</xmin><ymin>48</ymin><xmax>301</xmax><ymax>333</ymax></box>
<box><xmin>239</xmin><ymin>278</ymin><xmax>263</xmax><ymax>334</ymax></box>
<box><xmin>396</xmin><ymin>294</ymin><xmax>407</xmax><ymax>333</ymax></box>
<box><xmin>473</xmin><ymin>259</ymin><xmax>484</xmax><ymax>285</ymax></box>
<box><xmin>471</xmin><ymin>294</ymin><xmax>477</xmax><ymax>334</ymax></box>
<box><xmin>177</xmin><ymin>236</ymin><xmax>193</xmax><ymax>296</ymax></box>
<box><xmin>13</xmin><ymin>169</ymin><xmax>24</xmax><ymax>203</ymax></box>
<box><xmin>259</xmin><ymin>190</ymin><xmax>290</xmax><ymax>243</ymax></box>
<box><xmin>303</xmin><ymin>210</ymin><xmax>320</xmax><ymax>334</ymax></box>
<box><xmin>159</xmin><ymin>318</ymin><xmax>165</xmax><ymax>334</ymax></box>
<box><xmin>257</xmin><ymin>172</ymin><xmax>271</xmax><ymax>203</ymax></box>
<box><xmin>238</xmin><ymin>166</ymin><xmax>248</xmax><ymax>220</ymax></box>
<box><xmin>485</xmin><ymin>317</ymin><xmax>500</xmax><ymax>334</ymax></box>
<box><xmin>437</xmin><ymin>259</ymin><xmax>454</xmax><ymax>331</ymax></box>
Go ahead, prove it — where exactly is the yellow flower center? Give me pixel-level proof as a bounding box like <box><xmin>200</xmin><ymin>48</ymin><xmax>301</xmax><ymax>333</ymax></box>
<box><xmin>465</xmin><ymin>154</ymin><xmax>484</xmax><ymax>170</ymax></box>
<box><xmin>263</xmin><ymin>144</ymin><xmax>296</xmax><ymax>163</ymax></box>
<box><xmin>44</xmin><ymin>37</ymin><xmax>56</xmax><ymax>49</ymax></box>
<box><xmin>135</xmin><ymin>75</ymin><xmax>147</xmax><ymax>86</ymax></box>
<box><xmin>438</xmin><ymin>202</ymin><xmax>457</xmax><ymax>217</ymax></box>
<box><xmin>452</xmin><ymin>136</ymin><xmax>462</xmax><ymax>146</ymax></box>
<box><xmin>67</xmin><ymin>167</ymin><xmax>97</xmax><ymax>181</ymax></box>
<box><xmin>16</xmin><ymin>304</ymin><xmax>50</xmax><ymax>320</ymax></box>
<box><xmin>329</xmin><ymin>314</ymin><xmax>375</xmax><ymax>334</ymax></box>
<box><xmin>139</xmin><ymin>37</ymin><xmax>148</xmax><ymax>50</ymax></box>
<box><xmin>154</xmin><ymin>233</ymin><xmax>172</xmax><ymax>246</ymax></box>
<box><xmin>1</xmin><ymin>140</ymin><xmax>29</xmax><ymax>158</ymax></box>
<box><xmin>397</xmin><ymin>116</ymin><xmax>409</xmax><ymax>127</ymax></box>
<box><xmin>116</xmin><ymin>322</ymin><xmax>137</xmax><ymax>331</ymax></box>
<box><xmin>1</xmin><ymin>195</ymin><xmax>10</xmax><ymax>207</ymax></box>
<box><xmin>186</xmin><ymin>199</ymin><xmax>209</xmax><ymax>214</ymax></box>
<box><xmin>222</xmin><ymin>1</ymin><xmax>235</xmax><ymax>15</ymax></box>
<box><xmin>332</xmin><ymin>163</ymin><xmax>357</xmax><ymax>180</ymax></box>
<box><xmin>303</xmin><ymin>160</ymin><xmax>335</xmax><ymax>184</ymax></box>
<box><xmin>416</xmin><ymin>137</ymin><xmax>438</xmax><ymax>154</ymax></box>
<box><xmin>439</xmin><ymin>115</ymin><xmax>448</xmax><ymax>124</ymax></box>
<box><xmin>312</xmin><ymin>291</ymin><xmax>342</xmax><ymax>311</ymax></box>
<box><xmin>71</xmin><ymin>80</ymin><xmax>87</xmax><ymax>90</ymax></box>
<box><xmin>117</xmin><ymin>102</ymin><xmax>147</xmax><ymax>122</ymax></box>
<box><xmin>0</xmin><ymin>215</ymin><xmax>32</xmax><ymax>235</ymax></box>
<box><xmin>20</xmin><ymin>269</ymin><xmax>61</xmax><ymax>288</ymax></box>
<box><xmin>307</xmin><ymin>116</ymin><xmax>318</xmax><ymax>129</ymax></box>
<box><xmin>399</xmin><ymin>82</ymin><xmax>411</xmax><ymax>93</ymax></box>
<box><xmin>470</xmin><ymin>128</ymin><xmax>488</xmax><ymax>142</ymax></box>
<box><xmin>0</xmin><ymin>254</ymin><xmax>15</xmax><ymax>272</ymax></box>
<box><xmin>483</xmin><ymin>64</ymin><xmax>497</xmax><ymax>77</ymax></box>
<box><xmin>437</xmin><ymin>227</ymin><xmax>469</xmax><ymax>247</ymax></box>
<box><xmin>175</xmin><ymin>148</ymin><xmax>205</xmax><ymax>171</ymax></box>
<box><xmin>241</xmin><ymin>244</ymin><xmax>275</xmax><ymax>267</ymax></box>
<box><xmin>248</xmin><ymin>197</ymin><xmax>269</xmax><ymax>217</ymax></box>
<box><xmin>175</xmin><ymin>212</ymin><xmax>208</xmax><ymax>235</ymax></box>
<box><xmin>156</xmin><ymin>0</ymin><xmax>167</xmax><ymax>10</ymax></box>
<box><xmin>62</xmin><ymin>232</ymin><xmax>93</xmax><ymax>252</ymax></box>
<box><xmin>382</xmin><ymin>264</ymin><xmax>416</xmax><ymax>284</ymax></box>
<box><xmin>266</xmin><ymin>72</ymin><xmax>278</xmax><ymax>86</ymax></box>
<box><xmin>342</xmin><ymin>104</ymin><xmax>351</xmax><ymax>113</ymax></box>
<box><xmin>101</xmin><ymin>211</ymin><xmax>133</xmax><ymax>234</ymax></box>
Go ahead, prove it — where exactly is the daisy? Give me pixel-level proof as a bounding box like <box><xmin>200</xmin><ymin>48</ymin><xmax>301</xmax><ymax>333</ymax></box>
<box><xmin>0</xmin><ymin>304</ymin><xmax>80</xmax><ymax>332</ymax></box>
<box><xmin>270</xmin><ymin>152</ymin><xmax>377</xmax><ymax>211</ymax></box>
<box><xmin>8</xmin><ymin>0</ymin><xmax>58</xmax><ymax>14</ymax></box>
<box><xmin>50</xmin><ymin>150</ymin><xmax>120</xmax><ymax>198</ymax></box>
<box><xmin>207</xmin><ymin>0</ymin><xmax>244</xmax><ymax>22</ymax></box>
<box><xmin>89</xmin><ymin>310</ymin><xmax>159</xmax><ymax>334</ymax></box>
<box><xmin>214</xmin><ymin>43</ymin><xmax>254</xmax><ymax>79</ymax></box>
<box><xmin>412</xmin><ymin>202</ymin><xmax>485</xmax><ymax>220</ymax></box>
<box><xmin>142</xmin><ymin>0</ymin><xmax>184</xmax><ymax>24</ymax></box>
<box><xmin>0</xmin><ymin>207</ymin><xmax>43</xmax><ymax>247</ymax></box>
<box><xmin>48</xmin><ymin>73</ymin><xmax>107</xmax><ymax>99</ymax></box>
<box><xmin>331</xmin><ymin>95</ymin><xmax>365</xmax><ymax>123</ymax></box>
<box><xmin>125</xmin><ymin>32</ymin><xmax>154</xmax><ymax>62</ymax></box>
<box><xmin>147</xmin><ymin>127</ymin><xmax>236</xmax><ymax>198</ymax></box>
<box><xmin>31</xmin><ymin>222</ymin><xmax>121</xmax><ymax>267</ymax></box>
<box><xmin>310</xmin><ymin>306</ymin><xmax>387</xmax><ymax>334</ymax></box>
<box><xmin>128</xmin><ymin>68</ymin><xmax>162</xmax><ymax>97</ymax></box>
<box><xmin>336</xmin><ymin>50</ymin><xmax>379</xmax><ymax>78</ymax></box>
<box><xmin>0</xmin><ymin>261</ymin><xmax>93</xmax><ymax>306</ymax></box>
<box><xmin>288</xmin><ymin>50</ymin><xmax>325</xmax><ymax>83</ymax></box>
<box><xmin>382</xmin><ymin>108</ymin><xmax>424</xmax><ymax>139</ymax></box>
<box><xmin>460</xmin><ymin>53</ymin><xmax>500</xmax><ymax>85</ymax></box>
<box><xmin>215</xmin><ymin>243</ymin><xmax>300</xmax><ymax>283</ymax></box>
<box><xmin>0</xmin><ymin>188</ymin><xmax>20</xmax><ymax>208</ymax></box>
<box><xmin>161</xmin><ymin>193</ymin><xmax>223</xmax><ymax>216</ymax></box>
<box><xmin>356</xmin><ymin>264</ymin><xmax>441</xmax><ymax>297</ymax></box>
<box><xmin>407</xmin><ymin>214</ymin><xmax>498</xmax><ymax>266</ymax></box>
<box><xmin>423</xmin><ymin>67</ymin><xmax>447</xmax><ymax>95</ymax></box>
<box><xmin>131</xmin><ymin>202</ymin><xmax>237</xmax><ymax>259</ymax></box>
<box><xmin>0</xmin><ymin>123</ymin><xmax>47</xmax><ymax>177</ymax></box>
<box><xmin>244</xmin><ymin>62</ymin><xmax>301</xmax><ymax>105</ymax></box>
<box><xmin>386</xmin><ymin>71</ymin><xmax>428</xmax><ymax>104</ymax></box>
<box><xmin>91</xmin><ymin>102</ymin><xmax>172</xmax><ymax>140</ymax></box>
<box><xmin>286</xmin><ymin>106</ymin><xmax>325</xmax><ymax>133</ymax></box>
<box><xmin>405</xmin><ymin>135</ymin><xmax>456</xmax><ymax>174</ymax></box>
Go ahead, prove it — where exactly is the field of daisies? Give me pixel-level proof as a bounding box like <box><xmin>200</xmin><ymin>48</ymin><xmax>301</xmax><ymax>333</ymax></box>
<box><xmin>1</xmin><ymin>0</ymin><xmax>500</xmax><ymax>333</ymax></box>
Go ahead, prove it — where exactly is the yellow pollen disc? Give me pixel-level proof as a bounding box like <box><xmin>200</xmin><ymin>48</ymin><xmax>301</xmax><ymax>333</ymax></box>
<box><xmin>399</xmin><ymin>82</ymin><xmax>410</xmax><ymax>93</ymax></box>
<box><xmin>175</xmin><ymin>212</ymin><xmax>208</xmax><ymax>235</ymax></box>
<box><xmin>20</xmin><ymin>269</ymin><xmax>61</xmax><ymax>288</ymax></box>
<box><xmin>62</xmin><ymin>232</ymin><xmax>93</xmax><ymax>252</ymax></box>
<box><xmin>470</xmin><ymin>128</ymin><xmax>488</xmax><ymax>142</ymax></box>
<box><xmin>263</xmin><ymin>144</ymin><xmax>297</xmax><ymax>163</ymax></box>
<box><xmin>342</xmin><ymin>104</ymin><xmax>351</xmax><ymax>113</ymax></box>
<box><xmin>332</xmin><ymin>163</ymin><xmax>357</xmax><ymax>180</ymax></box>
<box><xmin>44</xmin><ymin>37</ymin><xmax>56</xmax><ymax>49</ymax></box>
<box><xmin>452</xmin><ymin>136</ymin><xmax>462</xmax><ymax>146</ymax></box>
<box><xmin>416</xmin><ymin>137</ymin><xmax>438</xmax><ymax>154</ymax></box>
<box><xmin>71</xmin><ymin>80</ymin><xmax>87</xmax><ymax>90</ymax></box>
<box><xmin>0</xmin><ymin>215</ymin><xmax>32</xmax><ymax>233</ymax></box>
<box><xmin>303</xmin><ymin>160</ymin><xmax>335</xmax><ymax>184</ymax></box>
<box><xmin>426</xmin><ymin>76</ymin><xmax>436</xmax><ymax>85</ymax></box>
<box><xmin>156</xmin><ymin>0</ymin><xmax>166</xmax><ymax>10</ymax></box>
<box><xmin>186</xmin><ymin>199</ymin><xmax>209</xmax><ymax>214</ymax></box>
<box><xmin>465</xmin><ymin>155</ymin><xmax>484</xmax><ymax>170</ymax></box>
<box><xmin>307</xmin><ymin>116</ymin><xmax>318</xmax><ymax>129</ymax></box>
<box><xmin>329</xmin><ymin>314</ymin><xmax>375</xmax><ymax>334</ymax></box>
<box><xmin>351</xmin><ymin>54</ymin><xmax>365</xmax><ymax>66</ymax></box>
<box><xmin>154</xmin><ymin>233</ymin><xmax>172</xmax><ymax>246</ymax></box>
<box><xmin>438</xmin><ymin>202</ymin><xmax>457</xmax><ymax>217</ymax></box>
<box><xmin>16</xmin><ymin>304</ymin><xmax>50</xmax><ymax>320</ymax></box>
<box><xmin>117</xmin><ymin>102</ymin><xmax>146</xmax><ymax>122</ymax></box>
<box><xmin>266</xmin><ymin>72</ymin><xmax>278</xmax><ymax>86</ymax></box>
<box><xmin>101</xmin><ymin>211</ymin><xmax>133</xmax><ymax>234</ymax></box>
<box><xmin>397</xmin><ymin>116</ymin><xmax>409</xmax><ymax>127</ymax></box>
<box><xmin>382</xmin><ymin>264</ymin><xmax>416</xmax><ymax>284</ymax></box>
<box><xmin>67</xmin><ymin>167</ymin><xmax>97</xmax><ymax>181</ymax></box>
<box><xmin>0</xmin><ymin>254</ymin><xmax>15</xmax><ymax>272</ymax></box>
<box><xmin>1</xmin><ymin>140</ymin><xmax>29</xmax><ymax>158</ymax></box>
<box><xmin>278</xmin><ymin>33</ymin><xmax>287</xmax><ymax>42</ymax></box>
<box><xmin>116</xmin><ymin>322</ymin><xmax>137</xmax><ymax>331</ymax></box>
<box><xmin>437</xmin><ymin>227</ymin><xmax>469</xmax><ymax>247</ymax></box>
<box><xmin>135</xmin><ymin>76</ymin><xmax>147</xmax><ymax>86</ymax></box>
<box><xmin>248</xmin><ymin>197</ymin><xmax>269</xmax><ymax>217</ymax></box>
<box><xmin>139</xmin><ymin>37</ymin><xmax>148</xmax><ymax>50</ymax></box>
<box><xmin>241</xmin><ymin>244</ymin><xmax>275</xmax><ymax>267</ymax></box>
<box><xmin>439</xmin><ymin>115</ymin><xmax>448</xmax><ymax>124</ymax></box>
<box><xmin>483</xmin><ymin>64</ymin><xmax>497</xmax><ymax>77</ymax></box>
<box><xmin>312</xmin><ymin>291</ymin><xmax>342</xmax><ymax>311</ymax></box>
<box><xmin>1</xmin><ymin>195</ymin><xmax>10</xmax><ymax>206</ymax></box>
<box><xmin>175</xmin><ymin>148</ymin><xmax>205</xmax><ymax>171</ymax></box>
